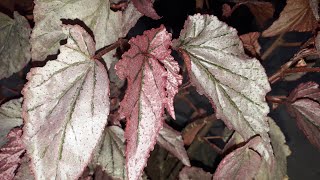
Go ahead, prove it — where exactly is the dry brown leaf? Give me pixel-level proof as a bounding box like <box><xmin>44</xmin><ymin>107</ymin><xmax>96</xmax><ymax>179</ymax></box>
<box><xmin>263</xmin><ymin>0</ymin><xmax>317</xmax><ymax>37</ymax></box>
<box><xmin>240</xmin><ymin>32</ymin><xmax>261</xmax><ymax>57</ymax></box>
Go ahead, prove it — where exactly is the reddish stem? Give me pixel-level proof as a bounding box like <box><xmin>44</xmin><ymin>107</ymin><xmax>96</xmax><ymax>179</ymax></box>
<box><xmin>93</xmin><ymin>39</ymin><xmax>125</xmax><ymax>60</ymax></box>
<box><xmin>284</xmin><ymin>67</ymin><xmax>320</xmax><ymax>74</ymax></box>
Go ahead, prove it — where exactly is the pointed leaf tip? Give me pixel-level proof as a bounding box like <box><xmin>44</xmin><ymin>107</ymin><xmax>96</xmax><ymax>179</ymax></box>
<box><xmin>175</xmin><ymin>14</ymin><xmax>270</xmax><ymax>140</ymax></box>
<box><xmin>115</xmin><ymin>25</ymin><xmax>181</xmax><ymax>180</ymax></box>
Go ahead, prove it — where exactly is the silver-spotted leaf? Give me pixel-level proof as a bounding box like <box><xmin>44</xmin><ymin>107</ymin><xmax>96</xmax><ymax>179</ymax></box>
<box><xmin>0</xmin><ymin>128</ymin><xmax>25</xmax><ymax>180</ymax></box>
<box><xmin>287</xmin><ymin>82</ymin><xmax>320</xmax><ymax>150</ymax></box>
<box><xmin>22</xmin><ymin>25</ymin><xmax>110</xmax><ymax>179</ymax></box>
<box><xmin>262</xmin><ymin>0</ymin><xmax>317</xmax><ymax>37</ymax></box>
<box><xmin>93</xmin><ymin>126</ymin><xmax>126</xmax><ymax>180</ymax></box>
<box><xmin>213</xmin><ymin>136</ymin><xmax>264</xmax><ymax>180</ymax></box>
<box><xmin>179</xmin><ymin>166</ymin><xmax>212</xmax><ymax>180</ymax></box>
<box><xmin>0</xmin><ymin>11</ymin><xmax>31</xmax><ymax>79</ymax></box>
<box><xmin>0</xmin><ymin>98</ymin><xmax>23</xmax><ymax>147</ymax></box>
<box><xmin>157</xmin><ymin>124</ymin><xmax>190</xmax><ymax>166</ymax></box>
<box><xmin>115</xmin><ymin>25</ymin><xmax>182</xmax><ymax>180</ymax></box>
<box><xmin>31</xmin><ymin>0</ymin><xmax>141</xmax><ymax>63</ymax></box>
<box><xmin>174</xmin><ymin>14</ymin><xmax>271</xmax><ymax>140</ymax></box>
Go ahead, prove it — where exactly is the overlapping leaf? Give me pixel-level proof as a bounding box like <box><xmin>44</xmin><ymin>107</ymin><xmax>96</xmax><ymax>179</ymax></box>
<box><xmin>0</xmin><ymin>98</ymin><xmax>23</xmax><ymax>147</ymax></box>
<box><xmin>239</xmin><ymin>32</ymin><xmax>261</xmax><ymax>57</ymax></box>
<box><xmin>93</xmin><ymin>126</ymin><xmax>126</xmax><ymax>180</ymax></box>
<box><xmin>263</xmin><ymin>0</ymin><xmax>317</xmax><ymax>37</ymax></box>
<box><xmin>264</xmin><ymin>118</ymin><xmax>291</xmax><ymax>180</ymax></box>
<box><xmin>213</xmin><ymin>136</ymin><xmax>268</xmax><ymax>180</ymax></box>
<box><xmin>222</xmin><ymin>1</ymin><xmax>274</xmax><ymax>27</ymax></box>
<box><xmin>0</xmin><ymin>11</ymin><xmax>31</xmax><ymax>79</ymax></box>
<box><xmin>131</xmin><ymin>0</ymin><xmax>160</xmax><ymax>20</ymax></box>
<box><xmin>179</xmin><ymin>166</ymin><xmax>212</xmax><ymax>180</ymax></box>
<box><xmin>115</xmin><ymin>25</ymin><xmax>182</xmax><ymax>180</ymax></box>
<box><xmin>22</xmin><ymin>25</ymin><xmax>110</xmax><ymax>179</ymax></box>
<box><xmin>14</xmin><ymin>155</ymin><xmax>35</xmax><ymax>180</ymax></box>
<box><xmin>174</xmin><ymin>14</ymin><xmax>271</xmax><ymax>140</ymax></box>
<box><xmin>157</xmin><ymin>124</ymin><xmax>190</xmax><ymax>166</ymax></box>
<box><xmin>31</xmin><ymin>0</ymin><xmax>141</xmax><ymax>63</ymax></box>
<box><xmin>0</xmin><ymin>128</ymin><xmax>25</xmax><ymax>180</ymax></box>
<box><xmin>287</xmin><ymin>82</ymin><xmax>320</xmax><ymax>150</ymax></box>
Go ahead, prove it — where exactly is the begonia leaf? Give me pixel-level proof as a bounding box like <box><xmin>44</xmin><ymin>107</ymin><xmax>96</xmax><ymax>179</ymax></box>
<box><xmin>0</xmin><ymin>128</ymin><xmax>25</xmax><ymax>180</ymax></box>
<box><xmin>157</xmin><ymin>124</ymin><xmax>190</xmax><ymax>166</ymax></box>
<box><xmin>239</xmin><ymin>32</ymin><xmax>261</xmax><ymax>57</ymax></box>
<box><xmin>115</xmin><ymin>25</ymin><xmax>182</xmax><ymax>180</ymax></box>
<box><xmin>179</xmin><ymin>166</ymin><xmax>212</xmax><ymax>180</ymax></box>
<box><xmin>0</xmin><ymin>11</ymin><xmax>31</xmax><ymax>79</ymax></box>
<box><xmin>22</xmin><ymin>25</ymin><xmax>110</xmax><ymax>179</ymax></box>
<box><xmin>0</xmin><ymin>98</ymin><xmax>23</xmax><ymax>147</ymax></box>
<box><xmin>262</xmin><ymin>0</ymin><xmax>317</xmax><ymax>37</ymax></box>
<box><xmin>287</xmin><ymin>82</ymin><xmax>320</xmax><ymax>150</ymax></box>
<box><xmin>174</xmin><ymin>14</ymin><xmax>271</xmax><ymax>140</ymax></box>
<box><xmin>31</xmin><ymin>0</ymin><xmax>141</xmax><ymax>64</ymax></box>
<box><xmin>131</xmin><ymin>0</ymin><xmax>160</xmax><ymax>20</ymax></box>
<box><xmin>93</xmin><ymin>126</ymin><xmax>126</xmax><ymax>180</ymax></box>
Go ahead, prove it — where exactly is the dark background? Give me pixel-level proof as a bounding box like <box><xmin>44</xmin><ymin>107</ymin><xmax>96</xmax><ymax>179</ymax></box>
<box><xmin>0</xmin><ymin>0</ymin><xmax>319</xmax><ymax>179</ymax></box>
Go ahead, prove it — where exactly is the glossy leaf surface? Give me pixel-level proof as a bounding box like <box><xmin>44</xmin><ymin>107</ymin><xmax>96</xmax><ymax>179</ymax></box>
<box><xmin>23</xmin><ymin>25</ymin><xmax>110</xmax><ymax>179</ymax></box>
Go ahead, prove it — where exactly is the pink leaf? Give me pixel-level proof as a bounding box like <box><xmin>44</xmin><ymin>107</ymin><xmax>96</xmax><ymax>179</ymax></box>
<box><xmin>115</xmin><ymin>25</ymin><xmax>181</xmax><ymax>180</ymax></box>
<box><xmin>213</xmin><ymin>136</ymin><xmax>264</xmax><ymax>180</ymax></box>
<box><xmin>179</xmin><ymin>166</ymin><xmax>212</xmax><ymax>180</ymax></box>
<box><xmin>22</xmin><ymin>25</ymin><xmax>110</xmax><ymax>179</ymax></box>
<box><xmin>157</xmin><ymin>124</ymin><xmax>190</xmax><ymax>166</ymax></box>
<box><xmin>287</xmin><ymin>82</ymin><xmax>320</xmax><ymax>150</ymax></box>
<box><xmin>0</xmin><ymin>128</ymin><xmax>25</xmax><ymax>180</ymax></box>
<box><xmin>131</xmin><ymin>0</ymin><xmax>160</xmax><ymax>20</ymax></box>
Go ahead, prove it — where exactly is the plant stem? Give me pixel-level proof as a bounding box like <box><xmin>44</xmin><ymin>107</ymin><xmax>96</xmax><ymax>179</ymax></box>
<box><xmin>284</xmin><ymin>67</ymin><xmax>320</xmax><ymax>74</ymax></box>
<box><xmin>266</xmin><ymin>95</ymin><xmax>287</xmax><ymax>104</ymax></box>
<box><xmin>261</xmin><ymin>33</ymin><xmax>284</xmax><ymax>60</ymax></box>
<box><xmin>93</xmin><ymin>39</ymin><xmax>124</xmax><ymax>60</ymax></box>
<box><xmin>268</xmin><ymin>48</ymin><xmax>319</xmax><ymax>84</ymax></box>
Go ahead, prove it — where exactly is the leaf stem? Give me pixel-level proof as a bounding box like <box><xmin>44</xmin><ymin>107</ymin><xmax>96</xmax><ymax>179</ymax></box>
<box><xmin>93</xmin><ymin>39</ymin><xmax>125</xmax><ymax>60</ymax></box>
<box><xmin>266</xmin><ymin>95</ymin><xmax>287</xmax><ymax>104</ymax></box>
<box><xmin>268</xmin><ymin>48</ymin><xmax>319</xmax><ymax>84</ymax></box>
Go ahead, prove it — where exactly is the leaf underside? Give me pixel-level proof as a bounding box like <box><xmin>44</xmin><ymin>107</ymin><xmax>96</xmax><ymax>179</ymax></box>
<box><xmin>0</xmin><ymin>11</ymin><xmax>31</xmax><ymax>79</ymax></box>
<box><xmin>22</xmin><ymin>25</ymin><xmax>110</xmax><ymax>179</ymax></box>
<box><xmin>115</xmin><ymin>25</ymin><xmax>181</xmax><ymax>180</ymax></box>
<box><xmin>174</xmin><ymin>14</ymin><xmax>271</xmax><ymax>140</ymax></box>
<box><xmin>131</xmin><ymin>0</ymin><xmax>160</xmax><ymax>20</ymax></box>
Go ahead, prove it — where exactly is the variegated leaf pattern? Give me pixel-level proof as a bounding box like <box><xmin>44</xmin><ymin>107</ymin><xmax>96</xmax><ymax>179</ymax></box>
<box><xmin>22</xmin><ymin>25</ymin><xmax>110</xmax><ymax>179</ymax></box>
<box><xmin>174</xmin><ymin>14</ymin><xmax>271</xmax><ymax>140</ymax></box>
